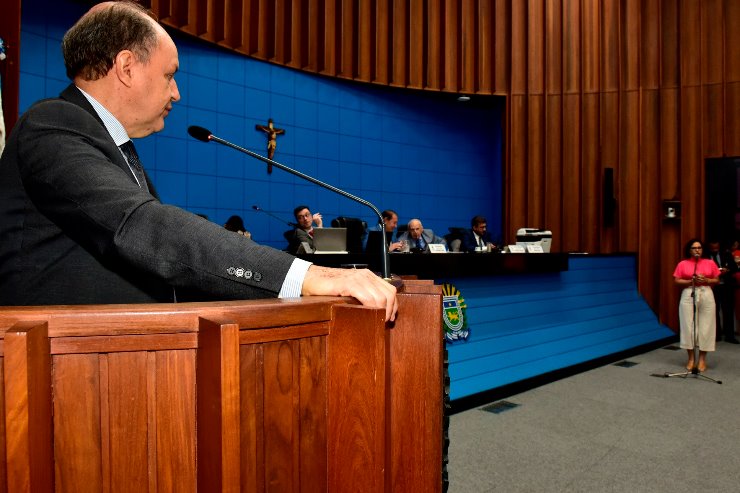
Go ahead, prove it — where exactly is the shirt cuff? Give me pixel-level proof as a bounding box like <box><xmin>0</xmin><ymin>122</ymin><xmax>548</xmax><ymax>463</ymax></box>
<box><xmin>278</xmin><ymin>258</ymin><xmax>312</xmax><ymax>298</ymax></box>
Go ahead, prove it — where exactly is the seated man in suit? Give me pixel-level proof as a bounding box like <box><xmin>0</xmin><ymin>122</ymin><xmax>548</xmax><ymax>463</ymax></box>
<box><xmin>364</xmin><ymin>209</ymin><xmax>404</xmax><ymax>253</ymax></box>
<box><xmin>289</xmin><ymin>205</ymin><xmax>323</xmax><ymax>253</ymax></box>
<box><xmin>460</xmin><ymin>215</ymin><xmax>497</xmax><ymax>253</ymax></box>
<box><xmin>397</xmin><ymin>219</ymin><xmax>446</xmax><ymax>252</ymax></box>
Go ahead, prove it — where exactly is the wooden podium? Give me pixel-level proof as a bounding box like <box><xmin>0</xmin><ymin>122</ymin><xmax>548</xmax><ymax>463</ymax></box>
<box><xmin>0</xmin><ymin>280</ymin><xmax>442</xmax><ymax>492</ymax></box>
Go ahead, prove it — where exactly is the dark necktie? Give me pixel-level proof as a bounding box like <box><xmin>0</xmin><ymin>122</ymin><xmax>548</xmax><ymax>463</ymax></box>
<box><xmin>416</xmin><ymin>237</ymin><xmax>425</xmax><ymax>250</ymax></box>
<box><xmin>119</xmin><ymin>140</ymin><xmax>149</xmax><ymax>192</ymax></box>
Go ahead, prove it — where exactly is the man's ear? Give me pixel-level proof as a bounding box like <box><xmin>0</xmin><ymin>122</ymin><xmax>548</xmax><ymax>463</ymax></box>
<box><xmin>113</xmin><ymin>50</ymin><xmax>136</xmax><ymax>87</ymax></box>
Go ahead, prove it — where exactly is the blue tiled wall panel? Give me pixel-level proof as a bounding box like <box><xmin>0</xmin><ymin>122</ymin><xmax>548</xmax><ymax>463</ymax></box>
<box><xmin>18</xmin><ymin>0</ymin><xmax>504</xmax><ymax>244</ymax></box>
<box><xmin>445</xmin><ymin>255</ymin><xmax>675</xmax><ymax>400</ymax></box>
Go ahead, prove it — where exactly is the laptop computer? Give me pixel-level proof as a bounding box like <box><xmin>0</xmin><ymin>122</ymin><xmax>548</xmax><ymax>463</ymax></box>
<box><xmin>312</xmin><ymin>227</ymin><xmax>348</xmax><ymax>254</ymax></box>
<box><xmin>365</xmin><ymin>230</ymin><xmax>393</xmax><ymax>254</ymax></box>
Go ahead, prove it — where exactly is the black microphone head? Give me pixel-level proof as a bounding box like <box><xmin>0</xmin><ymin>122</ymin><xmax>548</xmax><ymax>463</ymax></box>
<box><xmin>252</xmin><ymin>205</ymin><xmax>260</xmax><ymax>211</ymax></box>
<box><xmin>188</xmin><ymin>125</ymin><xmax>212</xmax><ymax>142</ymax></box>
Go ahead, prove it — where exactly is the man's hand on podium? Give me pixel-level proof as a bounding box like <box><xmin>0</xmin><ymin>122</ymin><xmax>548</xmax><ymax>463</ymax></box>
<box><xmin>302</xmin><ymin>265</ymin><xmax>398</xmax><ymax>322</ymax></box>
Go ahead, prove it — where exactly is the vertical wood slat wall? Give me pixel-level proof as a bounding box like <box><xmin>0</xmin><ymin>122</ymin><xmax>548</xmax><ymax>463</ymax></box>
<box><xmin>149</xmin><ymin>0</ymin><xmax>740</xmax><ymax>328</ymax></box>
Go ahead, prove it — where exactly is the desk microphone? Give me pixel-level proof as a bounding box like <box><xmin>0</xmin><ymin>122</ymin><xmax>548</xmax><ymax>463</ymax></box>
<box><xmin>187</xmin><ymin>125</ymin><xmax>391</xmax><ymax>280</ymax></box>
<box><xmin>252</xmin><ymin>205</ymin><xmax>296</xmax><ymax>227</ymax></box>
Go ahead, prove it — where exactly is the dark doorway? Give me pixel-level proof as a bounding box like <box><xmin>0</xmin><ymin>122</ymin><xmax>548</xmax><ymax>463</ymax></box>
<box><xmin>705</xmin><ymin>157</ymin><xmax>740</xmax><ymax>247</ymax></box>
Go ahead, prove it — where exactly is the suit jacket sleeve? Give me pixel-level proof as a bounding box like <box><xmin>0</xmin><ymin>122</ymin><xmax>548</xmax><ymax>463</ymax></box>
<box><xmin>9</xmin><ymin>90</ymin><xmax>295</xmax><ymax>300</ymax></box>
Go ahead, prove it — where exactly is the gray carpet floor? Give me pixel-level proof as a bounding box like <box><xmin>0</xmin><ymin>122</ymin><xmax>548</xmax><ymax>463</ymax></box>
<box><xmin>447</xmin><ymin>340</ymin><xmax>740</xmax><ymax>492</ymax></box>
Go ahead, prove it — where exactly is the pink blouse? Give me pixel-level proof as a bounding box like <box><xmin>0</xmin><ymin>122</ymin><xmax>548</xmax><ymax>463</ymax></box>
<box><xmin>673</xmin><ymin>258</ymin><xmax>720</xmax><ymax>281</ymax></box>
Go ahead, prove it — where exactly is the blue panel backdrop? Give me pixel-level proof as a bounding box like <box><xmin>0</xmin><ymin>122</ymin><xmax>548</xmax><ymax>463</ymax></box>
<box><xmin>18</xmin><ymin>0</ymin><xmax>504</xmax><ymax>250</ymax></box>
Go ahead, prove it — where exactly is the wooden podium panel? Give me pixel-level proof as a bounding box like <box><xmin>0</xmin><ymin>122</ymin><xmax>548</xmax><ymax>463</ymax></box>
<box><xmin>0</xmin><ymin>283</ymin><xmax>442</xmax><ymax>492</ymax></box>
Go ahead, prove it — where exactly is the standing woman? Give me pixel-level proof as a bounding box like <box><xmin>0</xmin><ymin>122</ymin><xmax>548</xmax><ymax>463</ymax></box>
<box><xmin>673</xmin><ymin>239</ymin><xmax>720</xmax><ymax>372</ymax></box>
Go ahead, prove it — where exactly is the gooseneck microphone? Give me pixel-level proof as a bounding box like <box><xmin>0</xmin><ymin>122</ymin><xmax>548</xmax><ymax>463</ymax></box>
<box><xmin>188</xmin><ymin>125</ymin><xmax>391</xmax><ymax>280</ymax></box>
<box><xmin>252</xmin><ymin>205</ymin><xmax>296</xmax><ymax>228</ymax></box>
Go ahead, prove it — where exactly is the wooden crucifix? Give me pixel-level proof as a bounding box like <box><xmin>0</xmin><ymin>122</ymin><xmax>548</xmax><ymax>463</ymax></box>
<box><xmin>255</xmin><ymin>118</ymin><xmax>285</xmax><ymax>174</ymax></box>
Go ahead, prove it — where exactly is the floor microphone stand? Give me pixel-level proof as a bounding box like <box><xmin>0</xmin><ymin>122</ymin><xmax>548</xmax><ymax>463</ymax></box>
<box><xmin>659</xmin><ymin>257</ymin><xmax>722</xmax><ymax>384</ymax></box>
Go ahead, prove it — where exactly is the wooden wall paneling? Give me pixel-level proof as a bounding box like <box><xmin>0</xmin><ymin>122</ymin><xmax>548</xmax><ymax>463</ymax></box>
<box><xmin>725</xmin><ymin>82</ymin><xmax>740</xmax><ymax>156</ymax></box>
<box><xmin>621</xmin><ymin>0</ymin><xmax>640</xmax><ymax>91</ymax></box>
<box><xmin>527</xmin><ymin>95</ymin><xmax>545</xmax><ymax>227</ymax></box>
<box><xmin>545</xmin><ymin>94</ymin><xmax>563</xmax><ymax>250</ymax></box>
<box><xmin>600</xmin><ymin>91</ymin><xmax>619</xmax><ymax>251</ymax></box>
<box><xmin>659</xmin><ymin>88</ymin><xmax>680</xmax><ymax>201</ymax></box>
<box><xmin>0</xmin><ymin>353</ymin><xmax>5</xmax><ymax>493</ymax></box>
<box><xmin>477</xmin><ymin>0</ymin><xmax>493</xmax><ymax>93</ymax></box>
<box><xmin>374</xmin><ymin>0</ymin><xmax>390</xmax><ymax>84</ymax></box>
<box><xmin>155</xmin><ymin>350</ymin><xmax>196</xmax><ymax>491</ymax></box>
<box><xmin>660</xmin><ymin>226</ymin><xmax>681</xmax><ymax>330</ymax></box>
<box><xmin>3</xmin><ymin>322</ymin><xmax>53</xmax><ymax>492</ymax></box>
<box><xmin>509</xmin><ymin>0</ymin><xmax>526</xmax><ymax>95</ymax></box>
<box><xmin>188</xmin><ymin>0</ymin><xmax>208</xmax><ymax>38</ymax></box>
<box><xmin>561</xmin><ymin>93</ymin><xmax>581</xmax><ymax>251</ymax></box>
<box><xmin>562</xmin><ymin>0</ymin><xmax>580</xmax><ymax>94</ymax></box>
<box><xmin>581</xmin><ymin>93</ymin><xmax>600</xmax><ymax>252</ymax></box>
<box><xmin>298</xmin><ymin>336</ymin><xmax>328</xmax><ymax>493</ymax></box>
<box><xmin>327</xmin><ymin>305</ymin><xmax>386</xmax><ymax>493</ymax></box>
<box><xmin>661</xmin><ymin>0</ymin><xmax>680</xmax><ymax>88</ymax></box>
<box><xmin>493</xmin><ymin>0</ymin><xmax>510</xmax><ymax>94</ymax></box>
<box><xmin>339</xmin><ymin>0</ymin><xmax>356</xmax><ymax>79</ymax></box>
<box><xmin>619</xmin><ymin>91</ymin><xmax>640</xmax><ymax>252</ymax></box>
<box><xmin>287</xmin><ymin>0</ymin><xmax>303</xmax><ymax>68</ymax></box>
<box><xmin>107</xmin><ymin>352</ymin><xmax>150</xmax><ymax>489</ymax></box>
<box><xmin>0</xmin><ymin>0</ymin><xmax>20</xmax><ymax>133</ymax></box>
<box><xmin>601</xmin><ymin>0</ymin><xmax>620</xmax><ymax>92</ymax></box>
<box><xmin>322</xmin><ymin>0</ymin><xmax>337</xmax><ymax>75</ymax></box>
<box><xmin>703</xmin><ymin>84</ymin><xmax>724</xmax><ymax>157</ymax></box>
<box><xmin>220</xmin><ymin>0</ymin><xmax>243</xmax><ymax>49</ymax></box>
<box><xmin>239</xmin><ymin>343</ymin><xmax>265</xmax><ymax>491</ymax></box>
<box><xmin>262</xmin><ymin>340</ymin><xmax>300</xmax><ymax>491</ymax></box>
<box><xmin>208</xmin><ymin>0</ymin><xmax>226</xmax><ymax>44</ymax></box>
<box><xmin>388</xmin><ymin>283</ymin><xmax>443</xmax><ymax>493</ymax></box>
<box><xmin>508</xmin><ymin>96</ymin><xmax>528</xmax><ymax>239</ymax></box>
<box><xmin>581</xmin><ymin>0</ymin><xmax>600</xmax><ymax>93</ymax></box>
<box><xmin>726</xmin><ymin>0</ymin><xmax>740</xmax><ymax>82</ymax></box>
<box><xmin>274</xmin><ymin>0</ymin><xmax>291</xmax><ymax>64</ymax></box>
<box><xmin>679</xmin><ymin>86</ymin><xmax>702</xmax><ymax>237</ymax></box>
<box><xmin>527</xmin><ymin>0</ymin><xmax>544</xmax><ymax>95</ymax></box>
<box><xmin>426</xmin><ymin>0</ymin><xmax>442</xmax><ymax>90</ymax></box>
<box><xmin>443</xmin><ymin>0</ymin><xmax>459</xmax><ymax>92</ymax></box>
<box><xmin>409</xmin><ymin>0</ymin><xmax>425</xmax><ymax>89</ymax></box>
<box><xmin>357</xmin><ymin>0</ymin><xmax>373</xmax><ymax>80</ymax></box>
<box><xmin>679</xmin><ymin>0</ymin><xmax>701</xmax><ymax>87</ymax></box>
<box><xmin>701</xmin><ymin>0</ymin><xmax>724</xmax><ymax>84</ymax></box>
<box><xmin>545</xmin><ymin>0</ymin><xmax>562</xmax><ymax>94</ymax></box>
<box><xmin>637</xmin><ymin>89</ymin><xmax>662</xmax><ymax>309</ymax></box>
<box><xmin>640</xmin><ymin>0</ymin><xmax>660</xmax><ymax>89</ymax></box>
<box><xmin>52</xmin><ymin>354</ymin><xmax>102</xmax><ymax>492</ymax></box>
<box><xmin>460</xmin><ymin>0</ymin><xmax>476</xmax><ymax>93</ymax></box>
<box><xmin>391</xmin><ymin>0</ymin><xmax>408</xmax><ymax>87</ymax></box>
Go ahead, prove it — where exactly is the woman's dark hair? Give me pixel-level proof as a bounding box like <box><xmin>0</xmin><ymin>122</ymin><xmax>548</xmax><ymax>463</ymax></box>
<box><xmin>224</xmin><ymin>215</ymin><xmax>246</xmax><ymax>233</ymax></box>
<box><xmin>62</xmin><ymin>1</ymin><xmax>159</xmax><ymax>81</ymax></box>
<box><xmin>683</xmin><ymin>238</ymin><xmax>704</xmax><ymax>259</ymax></box>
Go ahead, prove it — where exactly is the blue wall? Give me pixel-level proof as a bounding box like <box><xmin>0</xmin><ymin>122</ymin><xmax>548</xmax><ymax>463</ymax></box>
<box><xmin>445</xmin><ymin>255</ymin><xmax>675</xmax><ymax>400</ymax></box>
<box><xmin>18</xmin><ymin>0</ymin><xmax>504</xmax><ymax>250</ymax></box>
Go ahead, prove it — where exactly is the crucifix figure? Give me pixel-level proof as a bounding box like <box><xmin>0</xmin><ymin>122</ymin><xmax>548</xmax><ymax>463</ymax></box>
<box><xmin>255</xmin><ymin>118</ymin><xmax>285</xmax><ymax>174</ymax></box>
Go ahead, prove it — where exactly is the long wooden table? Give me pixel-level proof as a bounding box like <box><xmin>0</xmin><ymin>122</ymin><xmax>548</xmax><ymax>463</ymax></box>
<box><xmin>0</xmin><ymin>280</ymin><xmax>442</xmax><ymax>492</ymax></box>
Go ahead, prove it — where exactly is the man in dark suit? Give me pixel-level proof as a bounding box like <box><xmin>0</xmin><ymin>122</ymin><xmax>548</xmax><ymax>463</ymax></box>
<box><xmin>397</xmin><ymin>219</ymin><xmax>446</xmax><ymax>252</ymax></box>
<box><xmin>707</xmin><ymin>240</ymin><xmax>739</xmax><ymax>343</ymax></box>
<box><xmin>288</xmin><ymin>205</ymin><xmax>323</xmax><ymax>253</ymax></box>
<box><xmin>0</xmin><ymin>1</ymin><xmax>396</xmax><ymax>321</ymax></box>
<box><xmin>460</xmin><ymin>215</ymin><xmax>497</xmax><ymax>253</ymax></box>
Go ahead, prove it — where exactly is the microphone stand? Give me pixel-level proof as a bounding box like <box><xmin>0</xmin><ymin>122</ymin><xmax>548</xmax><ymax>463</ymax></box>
<box><xmin>252</xmin><ymin>205</ymin><xmax>296</xmax><ymax>228</ymax></box>
<box><xmin>658</xmin><ymin>255</ymin><xmax>722</xmax><ymax>383</ymax></box>
<box><xmin>188</xmin><ymin>126</ymin><xmax>391</xmax><ymax>280</ymax></box>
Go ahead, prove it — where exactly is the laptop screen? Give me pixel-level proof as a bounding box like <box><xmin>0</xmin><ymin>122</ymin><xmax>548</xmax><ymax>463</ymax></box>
<box><xmin>312</xmin><ymin>228</ymin><xmax>348</xmax><ymax>253</ymax></box>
